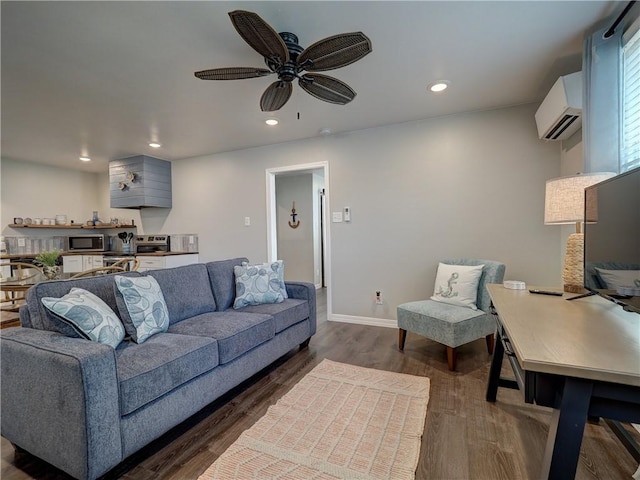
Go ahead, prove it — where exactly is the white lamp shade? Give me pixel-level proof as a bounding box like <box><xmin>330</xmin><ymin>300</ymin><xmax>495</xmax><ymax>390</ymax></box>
<box><xmin>544</xmin><ymin>172</ymin><xmax>615</xmax><ymax>225</ymax></box>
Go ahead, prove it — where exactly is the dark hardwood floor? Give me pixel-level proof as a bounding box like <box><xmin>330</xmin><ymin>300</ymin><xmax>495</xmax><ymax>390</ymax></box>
<box><xmin>2</xmin><ymin>289</ymin><xmax>638</xmax><ymax>479</ymax></box>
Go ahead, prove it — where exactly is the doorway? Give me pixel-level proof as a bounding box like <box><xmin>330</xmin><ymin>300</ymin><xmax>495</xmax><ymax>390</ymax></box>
<box><xmin>266</xmin><ymin>162</ymin><xmax>331</xmax><ymax>315</ymax></box>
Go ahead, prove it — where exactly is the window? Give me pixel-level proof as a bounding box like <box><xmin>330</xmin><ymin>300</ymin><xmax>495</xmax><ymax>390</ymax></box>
<box><xmin>622</xmin><ymin>26</ymin><xmax>640</xmax><ymax>172</ymax></box>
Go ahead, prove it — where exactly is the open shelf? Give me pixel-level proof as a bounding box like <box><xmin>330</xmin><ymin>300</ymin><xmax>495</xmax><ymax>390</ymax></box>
<box><xmin>9</xmin><ymin>224</ymin><xmax>136</xmax><ymax>230</ymax></box>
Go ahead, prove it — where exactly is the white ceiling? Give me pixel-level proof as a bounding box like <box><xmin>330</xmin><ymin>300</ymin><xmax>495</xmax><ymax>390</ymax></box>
<box><xmin>1</xmin><ymin>1</ymin><xmax>618</xmax><ymax>173</ymax></box>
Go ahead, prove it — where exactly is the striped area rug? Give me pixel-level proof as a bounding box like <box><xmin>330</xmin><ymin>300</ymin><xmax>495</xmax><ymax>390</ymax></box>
<box><xmin>198</xmin><ymin>359</ymin><xmax>430</xmax><ymax>480</ymax></box>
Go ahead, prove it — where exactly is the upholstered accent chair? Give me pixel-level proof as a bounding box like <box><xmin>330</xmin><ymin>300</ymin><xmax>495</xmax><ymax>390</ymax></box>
<box><xmin>397</xmin><ymin>259</ymin><xmax>505</xmax><ymax>371</ymax></box>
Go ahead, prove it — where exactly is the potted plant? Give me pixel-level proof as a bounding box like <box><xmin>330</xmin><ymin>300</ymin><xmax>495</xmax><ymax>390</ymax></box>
<box><xmin>35</xmin><ymin>249</ymin><xmax>62</xmax><ymax>280</ymax></box>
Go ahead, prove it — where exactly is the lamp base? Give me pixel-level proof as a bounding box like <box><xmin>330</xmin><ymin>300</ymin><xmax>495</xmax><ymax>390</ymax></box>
<box><xmin>562</xmin><ymin>232</ymin><xmax>584</xmax><ymax>293</ymax></box>
<box><xmin>563</xmin><ymin>284</ymin><xmax>584</xmax><ymax>293</ymax></box>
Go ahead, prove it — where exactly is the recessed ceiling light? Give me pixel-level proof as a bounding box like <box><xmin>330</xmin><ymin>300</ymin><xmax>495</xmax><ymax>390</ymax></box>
<box><xmin>79</xmin><ymin>156</ymin><xmax>91</xmax><ymax>162</ymax></box>
<box><xmin>428</xmin><ymin>80</ymin><xmax>450</xmax><ymax>93</ymax></box>
<box><xmin>265</xmin><ymin>118</ymin><xmax>279</xmax><ymax>126</ymax></box>
<box><xmin>149</xmin><ymin>142</ymin><xmax>162</xmax><ymax>148</ymax></box>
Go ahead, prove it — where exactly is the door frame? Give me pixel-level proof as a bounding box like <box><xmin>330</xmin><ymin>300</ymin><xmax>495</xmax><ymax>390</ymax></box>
<box><xmin>266</xmin><ymin>161</ymin><xmax>331</xmax><ymax>316</ymax></box>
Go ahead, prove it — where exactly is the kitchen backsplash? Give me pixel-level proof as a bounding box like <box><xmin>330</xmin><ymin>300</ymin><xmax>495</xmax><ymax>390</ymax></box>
<box><xmin>169</xmin><ymin>234</ymin><xmax>199</xmax><ymax>253</ymax></box>
<box><xmin>2</xmin><ymin>236</ymin><xmax>66</xmax><ymax>255</ymax></box>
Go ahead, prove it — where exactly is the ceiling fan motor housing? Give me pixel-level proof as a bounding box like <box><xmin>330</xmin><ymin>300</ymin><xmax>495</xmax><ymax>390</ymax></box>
<box><xmin>264</xmin><ymin>32</ymin><xmax>304</xmax><ymax>82</ymax></box>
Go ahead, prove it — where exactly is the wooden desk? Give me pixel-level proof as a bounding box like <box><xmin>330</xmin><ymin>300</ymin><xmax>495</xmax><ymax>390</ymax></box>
<box><xmin>485</xmin><ymin>284</ymin><xmax>640</xmax><ymax>480</ymax></box>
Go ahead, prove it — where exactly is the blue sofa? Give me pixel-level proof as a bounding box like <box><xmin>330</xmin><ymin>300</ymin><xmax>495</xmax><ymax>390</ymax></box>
<box><xmin>0</xmin><ymin>257</ymin><xmax>316</xmax><ymax>480</ymax></box>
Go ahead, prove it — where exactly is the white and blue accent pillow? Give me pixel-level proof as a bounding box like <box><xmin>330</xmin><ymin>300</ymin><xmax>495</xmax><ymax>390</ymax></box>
<box><xmin>114</xmin><ymin>275</ymin><xmax>169</xmax><ymax>343</ymax></box>
<box><xmin>233</xmin><ymin>261</ymin><xmax>286</xmax><ymax>309</ymax></box>
<box><xmin>430</xmin><ymin>263</ymin><xmax>485</xmax><ymax>310</ymax></box>
<box><xmin>41</xmin><ymin>288</ymin><xmax>125</xmax><ymax>348</ymax></box>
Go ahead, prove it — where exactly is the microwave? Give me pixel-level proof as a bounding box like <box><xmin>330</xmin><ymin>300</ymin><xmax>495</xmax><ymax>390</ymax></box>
<box><xmin>67</xmin><ymin>234</ymin><xmax>106</xmax><ymax>252</ymax></box>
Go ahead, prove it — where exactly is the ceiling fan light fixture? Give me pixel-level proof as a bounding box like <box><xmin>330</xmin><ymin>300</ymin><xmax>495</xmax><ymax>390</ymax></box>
<box><xmin>265</xmin><ymin>118</ymin><xmax>279</xmax><ymax>126</ymax></box>
<box><xmin>149</xmin><ymin>142</ymin><xmax>162</xmax><ymax>148</ymax></box>
<box><xmin>79</xmin><ymin>156</ymin><xmax>91</xmax><ymax>162</ymax></box>
<box><xmin>428</xmin><ymin>80</ymin><xmax>450</xmax><ymax>93</ymax></box>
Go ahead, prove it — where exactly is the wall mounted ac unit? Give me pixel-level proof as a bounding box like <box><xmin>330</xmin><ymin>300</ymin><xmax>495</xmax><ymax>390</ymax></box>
<box><xmin>535</xmin><ymin>72</ymin><xmax>582</xmax><ymax>141</ymax></box>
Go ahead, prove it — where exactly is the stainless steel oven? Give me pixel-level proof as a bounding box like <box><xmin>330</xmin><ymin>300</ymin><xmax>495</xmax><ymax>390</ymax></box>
<box><xmin>67</xmin><ymin>234</ymin><xmax>106</xmax><ymax>252</ymax></box>
<box><xmin>135</xmin><ymin>235</ymin><xmax>170</xmax><ymax>254</ymax></box>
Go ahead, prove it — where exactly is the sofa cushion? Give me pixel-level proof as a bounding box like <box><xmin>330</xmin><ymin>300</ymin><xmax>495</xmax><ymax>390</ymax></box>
<box><xmin>147</xmin><ymin>264</ymin><xmax>216</xmax><ymax>324</ymax></box>
<box><xmin>167</xmin><ymin>311</ymin><xmax>274</xmax><ymax>364</ymax></box>
<box><xmin>114</xmin><ymin>275</ymin><xmax>170</xmax><ymax>343</ymax></box>
<box><xmin>237</xmin><ymin>298</ymin><xmax>309</xmax><ymax>333</ymax></box>
<box><xmin>41</xmin><ymin>288</ymin><xmax>126</xmax><ymax>348</ymax></box>
<box><xmin>206</xmin><ymin>257</ymin><xmax>248</xmax><ymax>311</ymax></box>
<box><xmin>233</xmin><ymin>263</ymin><xmax>285</xmax><ymax>309</ymax></box>
<box><xmin>24</xmin><ymin>272</ymin><xmax>140</xmax><ymax>332</ymax></box>
<box><xmin>115</xmin><ymin>332</ymin><xmax>219</xmax><ymax>416</ymax></box>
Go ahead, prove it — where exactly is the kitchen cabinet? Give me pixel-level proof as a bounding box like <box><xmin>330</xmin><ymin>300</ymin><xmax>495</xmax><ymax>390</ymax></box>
<box><xmin>135</xmin><ymin>254</ymin><xmax>199</xmax><ymax>272</ymax></box>
<box><xmin>62</xmin><ymin>255</ymin><xmax>104</xmax><ymax>273</ymax></box>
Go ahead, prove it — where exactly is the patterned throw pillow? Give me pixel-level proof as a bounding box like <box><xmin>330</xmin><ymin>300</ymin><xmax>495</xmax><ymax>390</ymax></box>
<box><xmin>241</xmin><ymin>260</ymin><xmax>288</xmax><ymax>299</ymax></box>
<box><xmin>430</xmin><ymin>263</ymin><xmax>485</xmax><ymax>310</ymax></box>
<box><xmin>41</xmin><ymin>287</ymin><xmax>125</xmax><ymax>348</ymax></box>
<box><xmin>233</xmin><ymin>261</ymin><xmax>286</xmax><ymax>309</ymax></box>
<box><xmin>114</xmin><ymin>275</ymin><xmax>170</xmax><ymax>343</ymax></box>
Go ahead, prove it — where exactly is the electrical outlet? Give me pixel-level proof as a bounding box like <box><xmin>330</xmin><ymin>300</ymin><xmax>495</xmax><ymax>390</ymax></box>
<box><xmin>244</xmin><ymin>217</ymin><xmax>251</xmax><ymax>226</ymax></box>
<box><xmin>375</xmin><ymin>290</ymin><xmax>383</xmax><ymax>305</ymax></box>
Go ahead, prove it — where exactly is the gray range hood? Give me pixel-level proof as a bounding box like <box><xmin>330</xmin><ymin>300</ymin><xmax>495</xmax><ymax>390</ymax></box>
<box><xmin>110</xmin><ymin>155</ymin><xmax>172</xmax><ymax>209</ymax></box>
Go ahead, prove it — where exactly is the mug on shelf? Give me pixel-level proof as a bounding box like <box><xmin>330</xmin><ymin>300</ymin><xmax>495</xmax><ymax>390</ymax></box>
<box><xmin>34</xmin><ymin>218</ymin><xmax>42</xmax><ymax>225</ymax></box>
<box><xmin>13</xmin><ymin>217</ymin><xmax>23</xmax><ymax>225</ymax></box>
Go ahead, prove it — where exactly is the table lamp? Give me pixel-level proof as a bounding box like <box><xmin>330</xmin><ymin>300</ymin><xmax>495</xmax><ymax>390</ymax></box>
<box><xmin>544</xmin><ymin>172</ymin><xmax>615</xmax><ymax>292</ymax></box>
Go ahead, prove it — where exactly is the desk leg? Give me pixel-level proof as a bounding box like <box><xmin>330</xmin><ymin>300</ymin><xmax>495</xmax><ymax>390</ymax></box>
<box><xmin>541</xmin><ymin>377</ymin><xmax>593</xmax><ymax>480</ymax></box>
<box><xmin>485</xmin><ymin>329</ymin><xmax>504</xmax><ymax>402</ymax></box>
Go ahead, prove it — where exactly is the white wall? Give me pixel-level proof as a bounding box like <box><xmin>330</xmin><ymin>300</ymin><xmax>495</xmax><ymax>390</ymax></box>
<box><xmin>1</xmin><ymin>159</ymin><xmax>102</xmax><ymax>234</ymax></box>
<box><xmin>1</xmin><ymin>103</ymin><xmax>563</xmax><ymax>324</ymax></box>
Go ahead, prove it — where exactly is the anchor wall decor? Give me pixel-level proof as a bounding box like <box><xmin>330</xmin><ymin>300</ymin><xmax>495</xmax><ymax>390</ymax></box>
<box><xmin>288</xmin><ymin>201</ymin><xmax>300</xmax><ymax>229</ymax></box>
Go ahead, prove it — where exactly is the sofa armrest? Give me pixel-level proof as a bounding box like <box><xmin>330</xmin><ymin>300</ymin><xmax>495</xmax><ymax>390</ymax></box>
<box><xmin>285</xmin><ymin>281</ymin><xmax>317</xmax><ymax>337</ymax></box>
<box><xmin>1</xmin><ymin>328</ymin><xmax>122</xmax><ymax>480</ymax></box>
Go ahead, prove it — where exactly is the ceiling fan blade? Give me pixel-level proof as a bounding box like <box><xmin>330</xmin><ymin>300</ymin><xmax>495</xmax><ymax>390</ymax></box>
<box><xmin>228</xmin><ymin>10</ymin><xmax>289</xmax><ymax>64</ymax></box>
<box><xmin>194</xmin><ymin>67</ymin><xmax>273</xmax><ymax>80</ymax></box>
<box><xmin>299</xmin><ymin>74</ymin><xmax>356</xmax><ymax>105</ymax></box>
<box><xmin>298</xmin><ymin>32</ymin><xmax>372</xmax><ymax>72</ymax></box>
<box><xmin>260</xmin><ymin>81</ymin><xmax>293</xmax><ymax>111</ymax></box>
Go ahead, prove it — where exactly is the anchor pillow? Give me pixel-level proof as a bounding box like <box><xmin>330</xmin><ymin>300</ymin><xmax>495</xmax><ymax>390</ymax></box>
<box><xmin>430</xmin><ymin>263</ymin><xmax>484</xmax><ymax>310</ymax></box>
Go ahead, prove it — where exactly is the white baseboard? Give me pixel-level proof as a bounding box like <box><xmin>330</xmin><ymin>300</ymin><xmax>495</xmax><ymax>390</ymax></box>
<box><xmin>328</xmin><ymin>313</ymin><xmax>397</xmax><ymax>329</ymax></box>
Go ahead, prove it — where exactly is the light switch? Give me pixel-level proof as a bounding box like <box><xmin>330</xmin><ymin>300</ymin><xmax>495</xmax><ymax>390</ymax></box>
<box><xmin>344</xmin><ymin>206</ymin><xmax>351</xmax><ymax>222</ymax></box>
<box><xmin>332</xmin><ymin>212</ymin><xmax>343</xmax><ymax>223</ymax></box>
<box><xmin>244</xmin><ymin>217</ymin><xmax>251</xmax><ymax>226</ymax></box>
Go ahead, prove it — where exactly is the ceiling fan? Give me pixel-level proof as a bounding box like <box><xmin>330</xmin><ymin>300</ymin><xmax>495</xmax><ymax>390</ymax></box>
<box><xmin>194</xmin><ymin>10</ymin><xmax>372</xmax><ymax>112</ymax></box>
